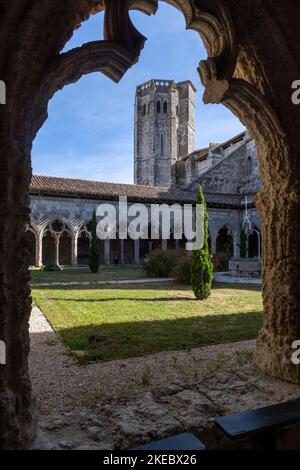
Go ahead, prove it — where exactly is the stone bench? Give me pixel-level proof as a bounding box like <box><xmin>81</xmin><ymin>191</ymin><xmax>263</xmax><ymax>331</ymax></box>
<box><xmin>216</xmin><ymin>398</ymin><xmax>300</xmax><ymax>449</ymax></box>
<box><xmin>132</xmin><ymin>433</ymin><xmax>206</xmax><ymax>451</ymax></box>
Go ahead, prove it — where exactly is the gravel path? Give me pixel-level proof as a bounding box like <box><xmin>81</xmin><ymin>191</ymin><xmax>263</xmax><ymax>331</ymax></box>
<box><xmin>30</xmin><ymin>304</ymin><xmax>257</xmax><ymax>414</ymax></box>
<box><xmin>30</xmin><ymin>305</ymin><xmax>300</xmax><ymax>449</ymax></box>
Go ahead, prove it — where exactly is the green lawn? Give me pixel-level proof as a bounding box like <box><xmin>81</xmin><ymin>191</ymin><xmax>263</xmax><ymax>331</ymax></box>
<box><xmin>32</xmin><ymin>283</ymin><xmax>263</xmax><ymax>364</ymax></box>
<box><xmin>30</xmin><ymin>266</ymin><xmax>147</xmax><ymax>284</ymax></box>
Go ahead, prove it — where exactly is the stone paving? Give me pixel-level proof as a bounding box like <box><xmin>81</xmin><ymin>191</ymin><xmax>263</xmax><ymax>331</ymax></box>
<box><xmin>214</xmin><ymin>272</ymin><xmax>262</xmax><ymax>285</ymax></box>
<box><xmin>30</xmin><ymin>306</ymin><xmax>300</xmax><ymax>450</ymax></box>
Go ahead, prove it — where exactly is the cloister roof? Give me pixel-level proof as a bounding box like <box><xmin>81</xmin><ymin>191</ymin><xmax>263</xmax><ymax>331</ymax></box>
<box><xmin>30</xmin><ymin>175</ymin><xmax>246</xmax><ymax>209</ymax></box>
<box><xmin>30</xmin><ymin>175</ymin><xmax>197</xmax><ymax>204</ymax></box>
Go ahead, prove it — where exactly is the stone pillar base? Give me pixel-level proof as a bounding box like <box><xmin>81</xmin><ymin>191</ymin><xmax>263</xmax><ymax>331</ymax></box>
<box><xmin>254</xmin><ymin>329</ymin><xmax>300</xmax><ymax>384</ymax></box>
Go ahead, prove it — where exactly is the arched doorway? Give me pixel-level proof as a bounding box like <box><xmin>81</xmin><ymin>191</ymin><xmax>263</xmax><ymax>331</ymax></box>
<box><xmin>42</xmin><ymin>231</ymin><xmax>56</xmax><ymax>266</ymax></box>
<box><xmin>248</xmin><ymin>226</ymin><xmax>261</xmax><ymax>259</ymax></box>
<box><xmin>42</xmin><ymin>219</ymin><xmax>73</xmax><ymax>266</ymax></box>
<box><xmin>77</xmin><ymin>232</ymin><xmax>91</xmax><ymax>266</ymax></box>
<box><xmin>216</xmin><ymin>226</ymin><xmax>234</xmax><ymax>271</ymax></box>
<box><xmin>124</xmin><ymin>239</ymin><xmax>134</xmax><ymax>264</ymax></box>
<box><xmin>59</xmin><ymin>232</ymin><xmax>72</xmax><ymax>265</ymax></box>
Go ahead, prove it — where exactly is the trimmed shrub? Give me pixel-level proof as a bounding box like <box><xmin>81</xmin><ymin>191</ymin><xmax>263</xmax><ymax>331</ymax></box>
<box><xmin>89</xmin><ymin>209</ymin><xmax>100</xmax><ymax>273</ymax></box>
<box><xmin>144</xmin><ymin>249</ymin><xmax>177</xmax><ymax>278</ymax></box>
<box><xmin>212</xmin><ymin>252</ymin><xmax>231</xmax><ymax>272</ymax></box>
<box><xmin>172</xmin><ymin>252</ymin><xmax>192</xmax><ymax>285</ymax></box>
<box><xmin>191</xmin><ymin>186</ymin><xmax>213</xmax><ymax>300</ymax></box>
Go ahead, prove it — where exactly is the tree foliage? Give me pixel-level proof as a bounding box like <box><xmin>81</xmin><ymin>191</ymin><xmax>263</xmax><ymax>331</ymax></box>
<box><xmin>191</xmin><ymin>186</ymin><xmax>213</xmax><ymax>300</ymax></box>
<box><xmin>89</xmin><ymin>209</ymin><xmax>100</xmax><ymax>273</ymax></box>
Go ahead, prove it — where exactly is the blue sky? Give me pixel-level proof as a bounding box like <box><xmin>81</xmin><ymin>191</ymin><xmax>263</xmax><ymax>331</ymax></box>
<box><xmin>32</xmin><ymin>3</ymin><xmax>245</xmax><ymax>183</ymax></box>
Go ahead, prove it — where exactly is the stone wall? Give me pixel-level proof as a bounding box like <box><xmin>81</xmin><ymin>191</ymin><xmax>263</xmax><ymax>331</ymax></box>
<box><xmin>185</xmin><ymin>136</ymin><xmax>260</xmax><ymax>195</ymax></box>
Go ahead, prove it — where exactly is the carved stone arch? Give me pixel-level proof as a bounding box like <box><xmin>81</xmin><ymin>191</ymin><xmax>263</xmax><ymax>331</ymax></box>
<box><xmin>25</xmin><ymin>224</ymin><xmax>38</xmax><ymax>266</ymax></box>
<box><xmin>26</xmin><ymin>220</ymin><xmax>39</xmax><ymax>239</ymax></box>
<box><xmin>78</xmin><ymin>219</ymin><xmax>93</xmax><ymax>239</ymax></box>
<box><xmin>48</xmin><ymin>216</ymin><xmax>74</xmax><ymax>238</ymax></box>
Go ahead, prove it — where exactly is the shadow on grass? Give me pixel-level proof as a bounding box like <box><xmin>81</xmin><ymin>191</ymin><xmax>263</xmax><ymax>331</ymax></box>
<box><xmin>54</xmin><ymin>310</ymin><xmax>263</xmax><ymax>364</ymax></box>
<box><xmin>32</xmin><ymin>282</ymin><xmax>262</xmax><ymax>293</ymax></box>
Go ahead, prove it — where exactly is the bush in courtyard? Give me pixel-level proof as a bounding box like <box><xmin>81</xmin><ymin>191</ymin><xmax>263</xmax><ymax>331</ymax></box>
<box><xmin>212</xmin><ymin>252</ymin><xmax>231</xmax><ymax>272</ymax></box>
<box><xmin>172</xmin><ymin>252</ymin><xmax>192</xmax><ymax>285</ymax></box>
<box><xmin>89</xmin><ymin>209</ymin><xmax>100</xmax><ymax>273</ymax></box>
<box><xmin>42</xmin><ymin>264</ymin><xmax>62</xmax><ymax>272</ymax></box>
<box><xmin>191</xmin><ymin>186</ymin><xmax>213</xmax><ymax>300</ymax></box>
<box><xmin>144</xmin><ymin>249</ymin><xmax>177</xmax><ymax>278</ymax></box>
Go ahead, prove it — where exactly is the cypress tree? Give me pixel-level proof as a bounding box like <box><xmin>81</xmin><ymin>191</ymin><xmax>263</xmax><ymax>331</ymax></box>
<box><xmin>191</xmin><ymin>185</ymin><xmax>213</xmax><ymax>300</ymax></box>
<box><xmin>89</xmin><ymin>209</ymin><xmax>100</xmax><ymax>273</ymax></box>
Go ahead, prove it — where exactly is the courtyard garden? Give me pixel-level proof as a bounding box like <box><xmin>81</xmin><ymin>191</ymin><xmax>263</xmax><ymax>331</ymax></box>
<box><xmin>32</xmin><ymin>283</ymin><xmax>263</xmax><ymax>364</ymax></box>
<box><xmin>30</xmin><ymin>266</ymin><xmax>148</xmax><ymax>285</ymax></box>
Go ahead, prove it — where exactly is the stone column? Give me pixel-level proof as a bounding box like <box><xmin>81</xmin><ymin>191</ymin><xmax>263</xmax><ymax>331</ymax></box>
<box><xmin>104</xmin><ymin>239</ymin><xmax>110</xmax><ymax>265</ymax></box>
<box><xmin>233</xmin><ymin>232</ymin><xmax>240</xmax><ymax>258</ymax></box>
<box><xmin>120</xmin><ymin>239</ymin><xmax>125</xmax><ymax>265</ymax></box>
<box><xmin>37</xmin><ymin>233</ymin><xmax>43</xmax><ymax>267</ymax></box>
<box><xmin>210</xmin><ymin>233</ymin><xmax>217</xmax><ymax>255</ymax></box>
<box><xmin>54</xmin><ymin>237</ymin><xmax>60</xmax><ymax>266</ymax></box>
<box><xmin>0</xmin><ymin>136</ymin><xmax>37</xmax><ymax>449</ymax></box>
<box><xmin>134</xmin><ymin>239</ymin><xmax>140</xmax><ymax>265</ymax></box>
<box><xmin>162</xmin><ymin>239</ymin><xmax>168</xmax><ymax>252</ymax></box>
<box><xmin>254</xmin><ymin>180</ymin><xmax>300</xmax><ymax>384</ymax></box>
<box><xmin>71</xmin><ymin>234</ymin><xmax>78</xmax><ymax>267</ymax></box>
<box><xmin>246</xmin><ymin>234</ymin><xmax>249</xmax><ymax>258</ymax></box>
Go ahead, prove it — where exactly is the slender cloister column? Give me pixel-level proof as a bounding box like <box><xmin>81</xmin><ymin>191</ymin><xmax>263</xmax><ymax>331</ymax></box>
<box><xmin>54</xmin><ymin>237</ymin><xmax>60</xmax><ymax>267</ymax></box>
<box><xmin>210</xmin><ymin>233</ymin><xmax>217</xmax><ymax>256</ymax></box>
<box><xmin>233</xmin><ymin>232</ymin><xmax>240</xmax><ymax>258</ymax></box>
<box><xmin>37</xmin><ymin>233</ymin><xmax>43</xmax><ymax>267</ymax></box>
<box><xmin>120</xmin><ymin>239</ymin><xmax>125</xmax><ymax>265</ymax></box>
<box><xmin>134</xmin><ymin>239</ymin><xmax>140</xmax><ymax>265</ymax></box>
<box><xmin>104</xmin><ymin>239</ymin><xmax>110</xmax><ymax>265</ymax></box>
<box><xmin>72</xmin><ymin>234</ymin><xmax>78</xmax><ymax>267</ymax></box>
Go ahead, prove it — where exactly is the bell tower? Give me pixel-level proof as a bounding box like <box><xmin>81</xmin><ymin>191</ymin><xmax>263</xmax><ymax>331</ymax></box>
<box><xmin>134</xmin><ymin>79</ymin><xmax>196</xmax><ymax>188</ymax></box>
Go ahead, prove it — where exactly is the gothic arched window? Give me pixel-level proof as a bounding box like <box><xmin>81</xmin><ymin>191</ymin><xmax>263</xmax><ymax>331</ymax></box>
<box><xmin>161</xmin><ymin>134</ymin><xmax>164</xmax><ymax>154</ymax></box>
<box><xmin>142</xmin><ymin>103</ymin><xmax>146</xmax><ymax>116</ymax></box>
<box><xmin>157</xmin><ymin>101</ymin><xmax>161</xmax><ymax>113</ymax></box>
<box><xmin>163</xmin><ymin>101</ymin><xmax>168</xmax><ymax>113</ymax></box>
<box><xmin>148</xmin><ymin>102</ymin><xmax>151</xmax><ymax>114</ymax></box>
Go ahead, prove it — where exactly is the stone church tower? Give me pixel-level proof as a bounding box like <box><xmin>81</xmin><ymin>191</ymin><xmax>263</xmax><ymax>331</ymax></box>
<box><xmin>134</xmin><ymin>79</ymin><xmax>196</xmax><ymax>188</ymax></box>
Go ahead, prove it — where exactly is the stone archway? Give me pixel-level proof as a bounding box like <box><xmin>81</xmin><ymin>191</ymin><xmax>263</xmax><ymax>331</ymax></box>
<box><xmin>59</xmin><ymin>232</ymin><xmax>72</xmax><ymax>266</ymax></box>
<box><xmin>216</xmin><ymin>226</ymin><xmax>234</xmax><ymax>270</ymax></box>
<box><xmin>42</xmin><ymin>231</ymin><xmax>56</xmax><ymax>266</ymax></box>
<box><xmin>124</xmin><ymin>239</ymin><xmax>135</xmax><ymax>264</ymax></box>
<box><xmin>248</xmin><ymin>225</ymin><xmax>261</xmax><ymax>259</ymax></box>
<box><xmin>77</xmin><ymin>232</ymin><xmax>91</xmax><ymax>266</ymax></box>
<box><xmin>1</xmin><ymin>0</ymin><xmax>300</xmax><ymax>449</ymax></box>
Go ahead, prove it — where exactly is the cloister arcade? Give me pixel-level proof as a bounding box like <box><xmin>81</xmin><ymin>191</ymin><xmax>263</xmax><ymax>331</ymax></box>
<box><xmin>25</xmin><ymin>215</ymin><xmax>261</xmax><ymax>267</ymax></box>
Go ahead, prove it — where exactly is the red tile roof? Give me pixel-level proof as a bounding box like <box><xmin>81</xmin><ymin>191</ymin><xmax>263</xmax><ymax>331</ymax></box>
<box><xmin>30</xmin><ymin>175</ymin><xmax>196</xmax><ymax>204</ymax></box>
<box><xmin>30</xmin><ymin>175</ymin><xmax>244</xmax><ymax>208</ymax></box>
